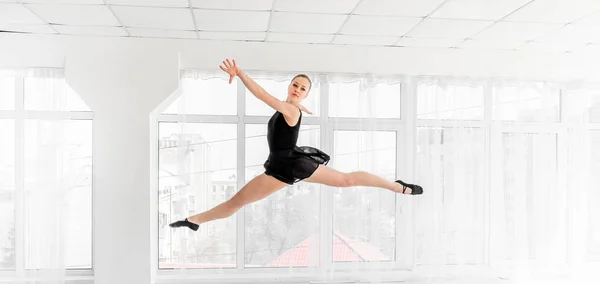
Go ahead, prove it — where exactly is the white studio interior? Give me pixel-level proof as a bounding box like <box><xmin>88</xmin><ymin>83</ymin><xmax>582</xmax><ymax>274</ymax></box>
<box><xmin>1</xmin><ymin>0</ymin><xmax>600</xmax><ymax>284</ymax></box>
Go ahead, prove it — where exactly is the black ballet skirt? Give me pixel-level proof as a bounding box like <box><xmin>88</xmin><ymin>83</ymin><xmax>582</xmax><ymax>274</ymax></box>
<box><xmin>263</xmin><ymin>109</ymin><xmax>330</xmax><ymax>185</ymax></box>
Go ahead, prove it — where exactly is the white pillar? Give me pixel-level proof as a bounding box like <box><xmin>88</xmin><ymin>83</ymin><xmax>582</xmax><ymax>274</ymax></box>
<box><xmin>65</xmin><ymin>42</ymin><xmax>179</xmax><ymax>284</ymax></box>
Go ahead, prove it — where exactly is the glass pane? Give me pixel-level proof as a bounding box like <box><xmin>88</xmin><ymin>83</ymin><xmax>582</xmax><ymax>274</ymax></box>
<box><xmin>591</xmin><ymin>93</ymin><xmax>600</xmax><ymax>123</ymax></box>
<box><xmin>24</xmin><ymin>76</ymin><xmax>90</xmax><ymax>111</ymax></box>
<box><xmin>492</xmin><ymin>85</ymin><xmax>560</xmax><ymax>122</ymax></box>
<box><xmin>246</xmin><ymin>77</ymin><xmax>320</xmax><ymax>116</ymax></box>
<box><xmin>589</xmin><ymin>131</ymin><xmax>600</xmax><ymax>260</ymax></box>
<box><xmin>163</xmin><ymin>77</ymin><xmax>237</xmax><ymax>115</ymax></box>
<box><xmin>0</xmin><ymin>120</ymin><xmax>15</xmax><ymax>270</ymax></box>
<box><xmin>415</xmin><ymin>127</ymin><xmax>486</xmax><ymax>265</ymax></box>
<box><xmin>158</xmin><ymin>122</ymin><xmax>237</xmax><ymax>269</ymax></box>
<box><xmin>332</xmin><ymin>131</ymin><xmax>396</xmax><ymax>262</ymax></box>
<box><xmin>494</xmin><ymin>133</ymin><xmax>560</xmax><ymax>262</ymax></box>
<box><xmin>329</xmin><ymin>81</ymin><xmax>401</xmax><ymax>118</ymax></box>
<box><xmin>417</xmin><ymin>83</ymin><xmax>484</xmax><ymax>120</ymax></box>
<box><xmin>244</xmin><ymin>124</ymin><xmax>321</xmax><ymax>267</ymax></box>
<box><xmin>0</xmin><ymin>77</ymin><xmax>15</xmax><ymax>110</ymax></box>
<box><xmin>23</xmin><ymin>119</ymin><xmax>92</xmax><ymax>269</ymax></box>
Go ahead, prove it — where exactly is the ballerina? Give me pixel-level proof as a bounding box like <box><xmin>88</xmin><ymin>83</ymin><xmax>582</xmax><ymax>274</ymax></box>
<box><xmin>170</xmin><ymin>59</ymin><xmax>423</xmax><ymax>231</ymax></box>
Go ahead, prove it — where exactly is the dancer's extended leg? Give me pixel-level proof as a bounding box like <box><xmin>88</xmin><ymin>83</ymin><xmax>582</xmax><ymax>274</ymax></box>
<box><xmin>303</xmin><ymin>165</ymin><xmax>422</xmax><ymax>194</ymax></box>
<box><xmin>169</xmin><ymin>173</ymin><xmax>288</xmax><ymax>231</ymax></box>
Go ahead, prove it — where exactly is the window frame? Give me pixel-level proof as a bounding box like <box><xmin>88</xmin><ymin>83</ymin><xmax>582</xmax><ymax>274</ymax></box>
<box><xmin>155</xmin><ymin>72</ymin><xmax>409</xmax><ymax>277</ymax></box>
<box><xmin>0</xmin><ymin>69</ymin><xmax>94</xmax><ymax>278</ymax></box>
<box><xmin>155</xmin><ymin>71</ymin><xmax>600</xmax><ymax>280</ymax></box>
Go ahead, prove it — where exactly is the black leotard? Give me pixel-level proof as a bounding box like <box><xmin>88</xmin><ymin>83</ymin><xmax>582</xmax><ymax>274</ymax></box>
<box><xmin>263</xmin><ymin>109</ymin><xmax>330</xmax><ymax>185</ymax></box>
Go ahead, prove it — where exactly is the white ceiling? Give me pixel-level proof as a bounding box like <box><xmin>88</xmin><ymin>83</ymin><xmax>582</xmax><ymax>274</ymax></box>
<box><xmin>2</xmin><ymin>0</ymin><xmax>600</xmax><ymax>53</ymax></box>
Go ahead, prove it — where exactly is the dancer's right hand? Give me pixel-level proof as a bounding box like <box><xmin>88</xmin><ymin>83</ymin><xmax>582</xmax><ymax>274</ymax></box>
<box><xmin>219</xmin><ymin>59</ymin><xmax>240</xmax><ymax>84</ymax></box>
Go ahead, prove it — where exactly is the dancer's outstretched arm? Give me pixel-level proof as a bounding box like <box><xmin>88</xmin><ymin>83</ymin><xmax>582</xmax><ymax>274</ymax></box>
<box><xmin>220</xmin><ymin>59</ymin><xmax>299</xmax><ymax>118</ymax></box>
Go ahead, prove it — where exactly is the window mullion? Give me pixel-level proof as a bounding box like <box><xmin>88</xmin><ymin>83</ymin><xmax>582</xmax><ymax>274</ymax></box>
<box><xmin>236</xmin><ymin>78</ymin><xmax>245</xmax><ymax>270</ymax></box>
<box><xmin>318</xmin><ymin>75</ymin><xmax>332</xmax><ymax>272</ymax></box>
<box><xmin>483</xmin><ymin>83</ymin><xmax>492</xmax><ymax>265</ymax></box>
<box><xmin>14</xmin><ymin>75</ymin><xmax>25</xmax><ymax>273</ymax></box>
<box><xmin>396</xmin><ymin>78</ymin><xmax>416</xmax><ymax>269</ymax></box>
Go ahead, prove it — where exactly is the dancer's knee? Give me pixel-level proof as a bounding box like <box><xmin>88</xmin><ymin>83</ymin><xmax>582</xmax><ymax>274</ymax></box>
<box><xmin>337</xmin><ymin>173</ymin><xmax>357</xmax><ymax>187</ymax></box>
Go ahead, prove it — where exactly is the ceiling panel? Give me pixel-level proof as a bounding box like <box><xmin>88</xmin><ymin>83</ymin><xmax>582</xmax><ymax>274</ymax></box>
<box><xmin>3</xmin><ymin>0</ymin><xmax>599</xmax><ymax>54</ymax></box>
<box><xmin>430</xmin><ymin>0</ymin><xmax>531</xmax><ymax>21</ymax></box>
<box><xmin>112</xmin><ymin>6</ymin><xmax>194</xmax><ymax>30</ymax></box>
<box><xmin>25</xmin><ymin>4</ymin><xmax>120</xmax><ymax>26</ymax></box>
<box><xmin>0</xmin><ymin>3</ymin><xmax>44</xmax><ymax>24</ymax></box>
<box><xmin>458</xmin><ymin>38</ymin><xmax>524</xmax><ymax>50</ymax></box>
<box><xmin>267</xmin><ymin>33</ymin><xmax>334</xmax><ymax>44</ymax></box>
<box><xmin>54</xmin><ymin>25</ymin><xmax>128</xmax><ymax>36</ymax></box>
<box><xmin>129</xmin><ymin>27</ymin><xmax>197</xmax><ymax>39</ymax></box>
<box><xmin>274</xmin><ymin>0</ymin><xmax>359</xmax><ymax>14</ymax></box>
<box><xmin>534</xmin><ymin>24</ymin><xmax>600</xmax><ymax>45</ymax></box>
<box><xmin>332</xmin><ymin>35</ymin><xmax>398</xmax><ymax>46</ymax></box>
<box><xmin>354</xmin><ymin>0</ymin><xmax>446</xmax><ymax>17</ymax></box>
<box><xmin>396</xmin><ymin>37</ymin><xmax>463</xmax><ymax>48</ymax></box>
<box><xmin>517</xmin><ymin>41</ymin><xmax>586</xmax><ymax>53</ymax></box>
<box><xmin>407</xmin><ymin>18</ymin><xmax>493</xmax><ymax>39</ymax></box>
<box><xmin>504</xmin><ymin>0</ymin><xmax>600</xmax><ymax>24</ymax></box>
<box><xmin>0</xmin><ymin>23</ymin><xmax>56</xmax><ymax>34</ymax></box>
<box><xmin>191</xmin><ymin>0</ymin><xmax>272</xmax><ymax>11</ymax></box>
<box><xmin>340</xmin><ymin>15</ymin><xmax>421</xmax><ymax>36</ymax></box>
<box><xmin>197</xmin><ymin>31</ymin><xmax>266</xmax><ymax>41</ymax></box>
<box><xmin>579</xmin><ymin>43</ymin><xmax>600</xmax><ymax>53</ymax></box>
<box><xmin>22</xmin><ymin>0</ymin><xmax>103</xmax><ymax>4</ymax></box>
<box><xmin>106</xmin><ymin>0</ymin><xmax>189</xmax><ymax>7</ymax></box>
<box><xmin>472</xmin><ymin>21</ymin><xmax>562</xmax><ymax>42</ymax></box>
<box><xmin>194</xmin><ymin>10</ymin><xmax>270</xmax><ymax>32</ymax></box>
<box><xmin>574</xmin><ymin>11</ymin><xmax>600</xmax><ymax>25</ymax></box>
<box><xmin>269</xmin><ymin>12</ymin><xmax>347</xmax><ymax>34</ymax></box>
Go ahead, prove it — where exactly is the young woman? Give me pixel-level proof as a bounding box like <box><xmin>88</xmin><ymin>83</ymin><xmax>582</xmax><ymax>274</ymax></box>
<box><xmin>170</xmin><ymin>59</ymin><xmax>423</xmax><ymax>231</ymax></box>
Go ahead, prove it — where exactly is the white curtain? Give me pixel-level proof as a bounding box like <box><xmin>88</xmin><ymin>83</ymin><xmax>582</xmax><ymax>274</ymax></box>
<box><xmin>21</xmin><ymin>68</ymin><xmax>91</xmax><ymax>283</ymax></box>
<box><xmin>413</xmin><ymin>78</ymin><xmax>600</xmax><ymax>283</ymax></box>
<box><xmin>159</xmin><ymin>70</ymin><xmax>600</xmax><ymax>283</ymax></box>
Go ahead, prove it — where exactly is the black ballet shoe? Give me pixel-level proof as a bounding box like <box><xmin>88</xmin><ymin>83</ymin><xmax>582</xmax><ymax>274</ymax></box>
<box><xmin>169</xmin><ymin>218</ymin><xmax>199</xmax><ymax>231</ymax></box>
<box><xmin>395</xmin><ymin>180</ymin><xmax>423</xmax><ymax>195</ymax></box>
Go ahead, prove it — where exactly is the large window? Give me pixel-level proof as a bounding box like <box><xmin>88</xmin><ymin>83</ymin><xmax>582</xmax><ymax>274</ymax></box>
<box><xmin>417</xmin><ymin>83</ymin><xmax>484</xmax><ymax>120</ymax></box>
<box><xmin>332</xmin><ymin>130</ymin><xmax>397</xmax><ymax>262</ymax></box>
<box><xmin>415</xmin><ymin>127</ymin><xmax>486</xmax><ymax>265</ymax></box>
<box><xmin>492</xmin><ymin>84</ymin><xmax>560</xmax><ymax>122</ymax></box>
<box><xmin>0</xmin><ymin>69</ymin><xmax>93</xmax><ymax>271</ymax></box>
<box><xmin>245</xmin><ymin>124</ymin><xmax>321</xmax><ymax>267</ymax></box>
<box><xmin>158</xmin><ymin>122</ymin><xmax>238</xmax><ymax>268</ymax></box>
<box><xmin>157</xmin><ymin>72</ymin><xmax>600</xmax><ymax>275</ymax></box>
<box><xmin>329</xmin><ymin>81</ymin><xmax>401</xmax><ymax>118</ymax></box>
<box><xmin>162</xmin><ymin>76</ymin><xmax>237</xmax><ymax>115</ymax></box>
<box><xmin>0</xmin><ymin>120</ymin><xmax>15</xmax><ymax>270</ymax></box>
<box><xmin>158</xmin><ymin>74</ymin><xmax>403</xmax><ymax>270</ymax></box>
<box><xmin>589</xmin><ymin>131</ymin><xmax>600</xmax><ymax>261</ymax></box>
<box><xmin>491</xmin><ymin>132</ymin><xmax>560</xmax><ymax>261</ymax></box>
<box><xmin>0</xmin><ymin>77</ymin><xmax>15</xmax><ymax>111</ymax></box>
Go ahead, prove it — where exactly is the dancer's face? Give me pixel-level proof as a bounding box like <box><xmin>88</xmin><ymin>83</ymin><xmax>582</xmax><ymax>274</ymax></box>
<box><xmin>287</xmin><ymin>76</ymin><xmax>310</xmax><ymax>104</ymax></box>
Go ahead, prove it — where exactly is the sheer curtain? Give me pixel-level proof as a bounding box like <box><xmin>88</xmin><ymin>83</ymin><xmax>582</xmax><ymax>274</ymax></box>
<box><xmin>158</xmin><ymin>70</ymin><xmax>600</xmax><ymax>283</ymax></box>
<box><xmin>324</xmin><ymin>75</ymin><xmax>403</xmax><ymax>282</ymax></box>
<box><xmin>2</xmin><ymin>68</ymin><xmax>93</xmax><ymax>283</ymax></box>
<box><xmin>24</xmin><ymin>69</ymin><xmax>71</xmax><ymax>283</ymax></box>
<box><xmin>413</xmin><ymin>78</ymin><xmax>600</xmax><ymax>282</ymax></box>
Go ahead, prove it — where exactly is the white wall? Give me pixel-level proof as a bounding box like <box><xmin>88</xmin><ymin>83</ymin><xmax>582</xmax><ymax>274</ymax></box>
<box><xmin>64</xmin><ymin>45</ymin><xmax>179</xmax><ymax>284</ymax></box>
<box><xmin>3</xmin><ymin>33</ymin><xmax>600</xmax><ymax>81</ymax></box>
<box><xmin>1</xmin><ymin>32</ymin><xmax>600</xmax><ymax>284</ymax></box>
